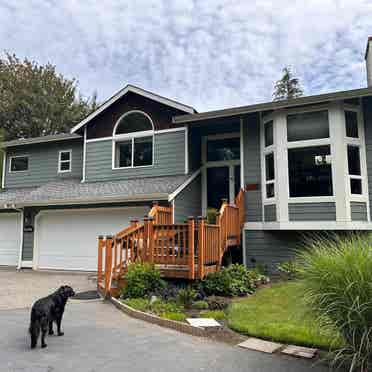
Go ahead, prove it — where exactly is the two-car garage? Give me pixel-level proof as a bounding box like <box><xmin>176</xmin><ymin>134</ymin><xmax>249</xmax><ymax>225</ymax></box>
<box><xmin>0</xmin><ymin>206</ymin><xmax>149</xmax><ymax>271</ymax></box>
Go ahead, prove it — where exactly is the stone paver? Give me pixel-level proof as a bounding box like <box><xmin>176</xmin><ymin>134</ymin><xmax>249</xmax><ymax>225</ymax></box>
<box><xmin>186</xmin><ymin>318</ymin><xmax>221</xmax><ymax>328</ymax></box>
<box><xmin>238</xmin><ymin>337</ymin><xmax>283</xmax><ymax>354</ymax></box>
<box><xmin>0</xmin><ymin>301</ymin><xmax>329</xmax><ymax>372</ymax></box>
<box><xmin>0</xmin><ymin>267</ymin><xmax>96</xmax><ymax>310</ymax></box>
<box><xmin>281</xmin><ymin>345</ymin><xmax>318</xmax><ymax>359</ymax></box>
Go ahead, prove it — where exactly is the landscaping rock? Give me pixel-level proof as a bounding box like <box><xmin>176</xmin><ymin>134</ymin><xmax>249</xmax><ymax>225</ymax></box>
<box><xmin>238</xmin><ymin>338</ymin><xmax>282</xmax><ymax>354</ymax></box>
<box><xmin>281</xmin><ymin>345</ymin><xmax>318</xmax><ymax>359</ymax></box>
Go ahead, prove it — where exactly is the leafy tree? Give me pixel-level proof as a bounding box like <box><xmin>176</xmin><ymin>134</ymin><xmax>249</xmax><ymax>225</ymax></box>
<box><xmin>0</xmin><ymin>53</ymin><xmax>97</xmax><ymax>141</ymax></box>
<box><xmin>272</xmin><ymin>66</ymin><xmax>303</xmax><ymax>101</ymax></box>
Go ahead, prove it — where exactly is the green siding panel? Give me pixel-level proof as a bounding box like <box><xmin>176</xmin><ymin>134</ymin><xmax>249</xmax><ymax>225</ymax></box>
<box><xmin>85</xmin><ymin>131</ymin><xmax>186</xmax><ymax>182</ymax></box>
<box><xmin>288</xmin><ymin>203</ymin><xmax>336</xmax><ymax>221</ymax></box>
<box><xmin>5</xmin><ymin>140</ymin><xmax>83</xmax><ymax>188</ymax></box>
<box><xmin>350</xmin><ymin>201</ymin><xmax>368</xmax><ymax>221</ymax></box>
<box><xmin>264</xmin><ymin>204</ymin><xmax>276</xmax><ymax>222</ymax></box>
<box><xmin>173</xmin><ymin>175</ymin><xmax>201</xmax><ymax>223</ymax></box>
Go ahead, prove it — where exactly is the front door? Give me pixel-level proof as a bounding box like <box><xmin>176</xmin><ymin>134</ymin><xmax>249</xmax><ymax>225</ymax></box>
<box><xmin>202</xmin><ymin>134</ymin><xmax>241</xmax><ymax>213</ymax></box>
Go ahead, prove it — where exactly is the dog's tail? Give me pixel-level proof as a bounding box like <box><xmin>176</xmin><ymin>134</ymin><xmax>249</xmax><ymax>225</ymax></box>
<box><xmin>29</xmin><ymin>308</ymin><xmax>41</xmax><ymax>349</ymax></box>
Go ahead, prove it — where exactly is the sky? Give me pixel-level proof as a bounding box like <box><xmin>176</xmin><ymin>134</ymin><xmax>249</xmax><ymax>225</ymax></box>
<box><xmin>0</xmin><ymin>0</ymin><xmax>371</xmax><ymax>112</ymax></box>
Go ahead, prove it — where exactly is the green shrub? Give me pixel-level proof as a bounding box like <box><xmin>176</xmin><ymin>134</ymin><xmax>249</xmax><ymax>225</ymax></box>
<box><xmin>206</xmin><ymin>208</ymin><xmax>218</xmax><ymax>224</ymax></box>
<box><xmin>122</xmin><ymin>298</ymin><xmax>149</xmax><ymax>312</ymax></box>
<box><xmin>206</xmin><ymin>296</ymin><xmax>230</xmax><ymax>310</ymax></box>
<box><xmin>202</xmin><ymin>264</ymin><xmax>255</xmax><ymax>297</ymax></box>
<box><xmin>192</xmin><ymin>300</ymin><xmax>209</xmax><ymax>310</ymax></box>
<box><xmin>177</xmin><ymin>287</ymin><xmax>197</xmax><ymax>308</ymax></box>
<box><xmin>298</xmin><ymin>234</ymin><xmax>372</xmax><ymax>371</ymax></box>
<box><xmin>277</xmin><ymin>261</ymin><xmax>299</xmax><ymax>280</ymax></box>
<box><xmin>121</xmin><ymin>263</ymin><xmax>165</xmax><ymax>298</ymax></box>
<box><xmin>162</xmin><ymin>312</ymin><xmax>187</xmax><ymax>322</ymax></box>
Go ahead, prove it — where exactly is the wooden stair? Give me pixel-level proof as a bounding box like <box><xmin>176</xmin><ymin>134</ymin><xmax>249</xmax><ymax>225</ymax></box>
<box><xmin>97</xmin><ymin>189</ymin><xmax>246</xmax><ymax>297</ymax></box>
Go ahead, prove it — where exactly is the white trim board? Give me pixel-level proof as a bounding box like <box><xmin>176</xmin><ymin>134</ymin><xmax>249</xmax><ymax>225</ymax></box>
<box><xmin>71</xmin><ymin>84</ymin><xmax>195</xmax><ymax>133</ymax></box>
<box><xmin>168</xmin><ymin>169</ymin><xmax>201</xmax><ymax>202</ymax></box>
<box><xmin>244</xmin><ymin>221</ymin><xmax>372</xmax><ymax>230</ymax></box>
<box><xmin>2</xmin><ymin>149</ymin><xmax>6</xmax><ymax>188</ymax></box>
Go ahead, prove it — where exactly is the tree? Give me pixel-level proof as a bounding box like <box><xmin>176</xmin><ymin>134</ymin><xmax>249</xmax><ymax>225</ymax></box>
<box><xmin>272</xmin><ymin>66</ymin><xmax>303</xmax><ymax>101</ymax></box>
<box><xmin>0</xmin><ymin>53</ymin><xmax>98</xmax><ymax>141</ymax></box>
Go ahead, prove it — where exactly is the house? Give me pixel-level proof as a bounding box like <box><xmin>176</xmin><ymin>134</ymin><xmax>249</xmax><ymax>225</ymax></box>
<box><xmin>2</xmin><ymin>38</ymin><xmax>372</xmax><ymax>274</ymax></box>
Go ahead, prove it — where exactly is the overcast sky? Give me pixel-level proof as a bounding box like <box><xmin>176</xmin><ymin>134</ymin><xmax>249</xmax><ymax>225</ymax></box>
<box><xmin>0</xmin><ymin>0</ymin><xmax>371</xmax><ymax>111</ymax></box>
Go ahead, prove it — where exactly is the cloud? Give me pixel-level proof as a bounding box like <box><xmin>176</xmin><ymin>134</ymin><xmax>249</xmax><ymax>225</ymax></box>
<box><xmin>0</xmin><ymin>0</ymin><xmax>371</xmax><ymax>111</ymax></box>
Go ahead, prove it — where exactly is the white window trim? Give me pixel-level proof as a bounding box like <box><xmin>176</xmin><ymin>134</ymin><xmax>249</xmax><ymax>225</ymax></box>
<box><xmin>261</xmin><ymin>115</ymin><xmax>276</xmax><ymax>205</ymax></box>
<box><xmin>58</xmin><ymin>150</ymin><xmax>72</xmax><ymax>173</ymax></box>
<box><xmin>2</xmin><ymin>150</ymin><xmax>6</xmax><ymax>188</ymax></box>
<box><xmin>9</xmin><ymin>155</ymin><xmax>29</xmax><ymax>173</ymax></box>
<box><xmin>112</xmin><ymin>110</ymin><xmax>155</xmax><ymax>170</ymax></box>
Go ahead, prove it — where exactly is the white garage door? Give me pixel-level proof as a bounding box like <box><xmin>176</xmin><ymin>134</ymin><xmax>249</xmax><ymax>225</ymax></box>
<box><xmin>0</xmin><ymin>213</ymin><xmax>21</xmax><ymax>266</ymax></box>
<box><xmin>36</xmin><ymin>207</ymin><xmax>149</xmax><ymax>271</ymax></box>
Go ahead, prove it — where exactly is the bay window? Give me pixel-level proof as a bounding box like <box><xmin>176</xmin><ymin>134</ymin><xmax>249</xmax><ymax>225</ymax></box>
<box><xmin>113</xmin><ymin>111</ymin><xmax>154</xmax><ymax>169</ymax></box>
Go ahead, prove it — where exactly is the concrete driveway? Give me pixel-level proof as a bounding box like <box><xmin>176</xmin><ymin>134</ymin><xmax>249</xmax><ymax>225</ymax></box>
<box><xmin>0</xmin><ymin>269</ymin><xmax>329</xmax><ymax>372</ymax></box>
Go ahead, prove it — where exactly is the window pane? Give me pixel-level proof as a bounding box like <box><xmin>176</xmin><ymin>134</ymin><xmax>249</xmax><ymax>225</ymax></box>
<box><xmin>345</xmin><ymin>111</ymin><xmax>359</xmax><ymax>138</ymax></box>
<box><xmin>264</xmin><ymin>120</ymin><xmax>273</xmax><ymax>147</ymax></box>
<box><xmin>116</xmin><ymin>140</ymin><xmax>132</xmax><ymax>167</ymax></box>
<box><xmin>265</xmin><ymin>153</ymin><xmax>274</xmax><ymax>181</ymax></box>
<box><xmin>115</xmin><ymin>112</ymin><xmax>153</xmax><ymax>135</ymax></box>
<box><xmin>60</xmin><ymin>162</ymin><xmax>70</xmax><ymax>171</ymax></box>
<box><xmin>287</xmin><ymin>110</ymin><xmax>329</xmax><ymax>142</ymax></box>
<box><xmin>288</xmin><ymin>145</ymin><xmax>333</xmax><ymax>197</ymax></box>
<box><xmin>266</xmin><ymin>183</ymin><xmax>275</xmax><ymax>198</ymax></box>
<box><xmin>134</xmin><ymin>136</ymin><xmax>153</xmax><ymax>166</ymax></box>
<box><xmin>207</xmin><ymin>138</ymin><xmax>240</xmax><ymax>161</ymax></box>
<box><xmin>347</xmin><ymin>145</ymin><xmax>361</xmax><ymax>176</ymax></box>
<box><xmin>11</xmin><ymin>157</ymin><xmax>28</xmax><ymax>172</ymax></box>
<box><xmin>350</xmin><ymin>178</ymin><xmax>362</xmax><ymax>194</ymax></box>
<box><xmin>60</xmin><ymin>151</ymin><xmax>70</xmax><ymax>161</ymax></box>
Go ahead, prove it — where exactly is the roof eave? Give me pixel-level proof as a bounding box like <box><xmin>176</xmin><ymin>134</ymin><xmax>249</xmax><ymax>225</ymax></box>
<box><xmin>173</xmin><ymin>87</ymin><xmax>372</xmax><ymax>124</ymax></box>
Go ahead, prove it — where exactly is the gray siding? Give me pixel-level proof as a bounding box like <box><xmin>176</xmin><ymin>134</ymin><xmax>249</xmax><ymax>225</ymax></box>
<box><xmin>22</xmin><ymin>208</ymin><xmax>39</xmax><ymax>261</ymax></box>
<box><xmin>288</xmin><ymin>203</ymin><xmax>336</xmax><ymax>221</ymax></box>
<box><xmin>243</xmin><ymin>115</ymin><xmax>262</xmax><ymax>222</ymax></box>
<box><xmin>244</xmin><ymin>230</ymin><xmax>301</xmax><ymax>273</ymax></box>
<box><xmin>173</xmin><ymin>175</ymin><xmax>201</xmax><ymax>223</ymax></box>
<box><xmin>350</xmin><ymin>201</ymin><xmax>368</xmax><ymax>221</ymax></box>
<box><xmin>85</xmin><ymin>131</ymin><xmax>186</xmax><ymax>182</ymax></box>
<box><xmin>264</xmin><ymin>204</ymin><xmax>276</xmax><ymax>222</ymax></box>
<box><xmin>5</xmin><ymin>140</ymin><xmax>83</xmax><ymax>188</ymax></box>
<box><xmin>363</xmin><ymin>97</ymin><xmax>372</xmax><ymax>220</ymax></box>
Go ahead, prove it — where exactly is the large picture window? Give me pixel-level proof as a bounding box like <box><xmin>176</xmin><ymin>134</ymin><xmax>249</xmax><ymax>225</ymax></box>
<box><xmin>113</xmin><ymin>111</ymin><xmax>154</xmax><ymax>169</ymax></box>
<box><xmin>288</xmin><ymin>145</ymin><xmax>333</xmax><ymax>197</ymax></box>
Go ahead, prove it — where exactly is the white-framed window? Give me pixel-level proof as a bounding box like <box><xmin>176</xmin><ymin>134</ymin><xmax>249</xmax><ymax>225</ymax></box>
<box><xmin>286</xmin><ymin>109</ymin><xmax>334</xmax><ymax>199</ymax></box>
<box><xmin>112</xmin><ymin>110</ymin><xmax>154</xmax><ymax>169</ymax></box>
<box><xmin>9</xmin><ymin>155</ymin><xmax>29</xmax><ymax>173</ymax></box>
<box><xmin>58</xmin><ymin>150</ymin><xmax>72</xmax><ymax>173</ymax></box>
<box><xmin>262</xmin><ymin>117</ymin><xmax>275</xmax><ymax>201</ymax></box>
<box><xmin>344</xmin><ymin>107</ymin><xmax>365</xmax><ymax>197</ymax></box>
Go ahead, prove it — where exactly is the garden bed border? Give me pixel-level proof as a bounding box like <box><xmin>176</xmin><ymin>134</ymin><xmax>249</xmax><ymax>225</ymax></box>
<box><xmin>110</xmin><ymin>297</ymin><xmax>219</xmax><ymax>338</ymax></box>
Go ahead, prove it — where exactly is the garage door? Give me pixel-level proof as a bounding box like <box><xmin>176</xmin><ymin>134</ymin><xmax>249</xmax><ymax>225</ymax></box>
<box><xmin>0</xmin><ymin>213</ymin><xmax>21</xmax><ymax>266</ymax></box>
<box><xmin>36</xmin><ymin>207</ymin><xmax>149</xmax><ymax>271</ymax></box>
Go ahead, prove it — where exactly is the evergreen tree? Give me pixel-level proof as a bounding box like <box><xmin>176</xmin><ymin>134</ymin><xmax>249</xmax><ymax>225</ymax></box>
<box><xmin>272</xmin><ymin>66</ymin><xmax>303</xmax><ymax>101</ymax></box>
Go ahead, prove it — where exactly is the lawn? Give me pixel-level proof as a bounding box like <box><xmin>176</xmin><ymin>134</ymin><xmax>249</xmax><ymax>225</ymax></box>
<box><xmin>227</xmin><ymin>281</ymin><xmax>343</xmax><ymax>350</ymax></box>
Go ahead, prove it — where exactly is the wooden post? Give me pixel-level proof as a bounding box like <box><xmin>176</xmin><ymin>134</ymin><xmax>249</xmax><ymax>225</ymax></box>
<box><xmin>97</xmin><ymin>235</ymin><xmax>104</xmax><ymax>287</ymax></box>
<box><xmin>148</xmin><ymin>217</ymin><xmax>154</xmax><ymax>263</ymax></box>
<box><xmin>197</xmin><ymin>217</ymin><xmax>205</xmax><ymax>279</ymax></box>
<box><xmin>130</xmin><ymin>219</ymin><xmax>139</xmax><ymax>228</ymax></box>
<box><xmin>104</xmin><ymin>235</ymin><xmax>113</xmax><ymax>298</ymax></box>
<box><xmin>188</xmin><ymin>217</ymin><xmax>195</xmax><ymax>280</ymax></box>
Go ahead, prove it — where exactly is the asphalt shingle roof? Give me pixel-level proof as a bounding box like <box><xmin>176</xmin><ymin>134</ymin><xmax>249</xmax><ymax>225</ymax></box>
<box><xmin>0</xmin><ymin>174</ymin><xmax>189</xmax><ymax>207</ymax></box>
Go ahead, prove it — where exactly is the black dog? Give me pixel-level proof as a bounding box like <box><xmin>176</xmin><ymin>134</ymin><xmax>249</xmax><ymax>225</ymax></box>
<box><xmin>29</xmin><ymin>285</ymin><xmax>75</xmax><ymax>349</ymax></box>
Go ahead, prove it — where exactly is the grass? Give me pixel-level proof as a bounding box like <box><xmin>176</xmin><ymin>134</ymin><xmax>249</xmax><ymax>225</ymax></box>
<box><xmin>228</xmin><ymin>281</ymin><xmax>343</xmax><ymax>350</ymax></box>
<box><xmin>200</xmin><ymin>310</ymin><xmax>227</xmax><ymax>320</ymax></box>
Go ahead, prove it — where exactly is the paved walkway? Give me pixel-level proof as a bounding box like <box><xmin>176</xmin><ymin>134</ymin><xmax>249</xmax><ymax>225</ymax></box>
<box><xmin>0</xmin><ymin>268</ymin><xmax>96</xmax><ymax>310</ymax></box>
<box><xmin>0</xmin><ymin>268</ymin><xmax>329</xmax><ymax>372</ymax></box>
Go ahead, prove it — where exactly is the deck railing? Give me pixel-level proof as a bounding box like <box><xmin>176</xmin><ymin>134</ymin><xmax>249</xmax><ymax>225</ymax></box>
<box><xmin>97</xmin><ymin>189</ymin><xmax>245</xmax><ymax>296</ymax></box>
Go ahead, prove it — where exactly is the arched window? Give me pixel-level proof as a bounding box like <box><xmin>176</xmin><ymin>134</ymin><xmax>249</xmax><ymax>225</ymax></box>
<box><xmin>113</xmin><ymin>111</ymin><xmax>154</xmax><ymax>168</ymax></box>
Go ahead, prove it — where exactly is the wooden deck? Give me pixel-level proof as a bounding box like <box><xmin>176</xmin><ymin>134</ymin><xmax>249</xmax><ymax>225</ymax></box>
<box><xmin>97</xmin><ymin>189</ymin><xmax>245</xmax><ymax>297</ymax></box>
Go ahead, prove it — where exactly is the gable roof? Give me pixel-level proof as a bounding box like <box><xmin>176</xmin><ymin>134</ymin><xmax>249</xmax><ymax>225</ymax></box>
<box><xmin>70</xmin><ymin>84</ymin><xmax>196</xmax><ymax>134</ymax></box>
<box><xmin>1</xmin><ymin>133</ymin><xmax>82</xmax><ymax>149</ymax></box>
<box><xmin>173</xmin><ymin>86</ymin><xmax>372</xmax><ymax>124</ymax></box>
